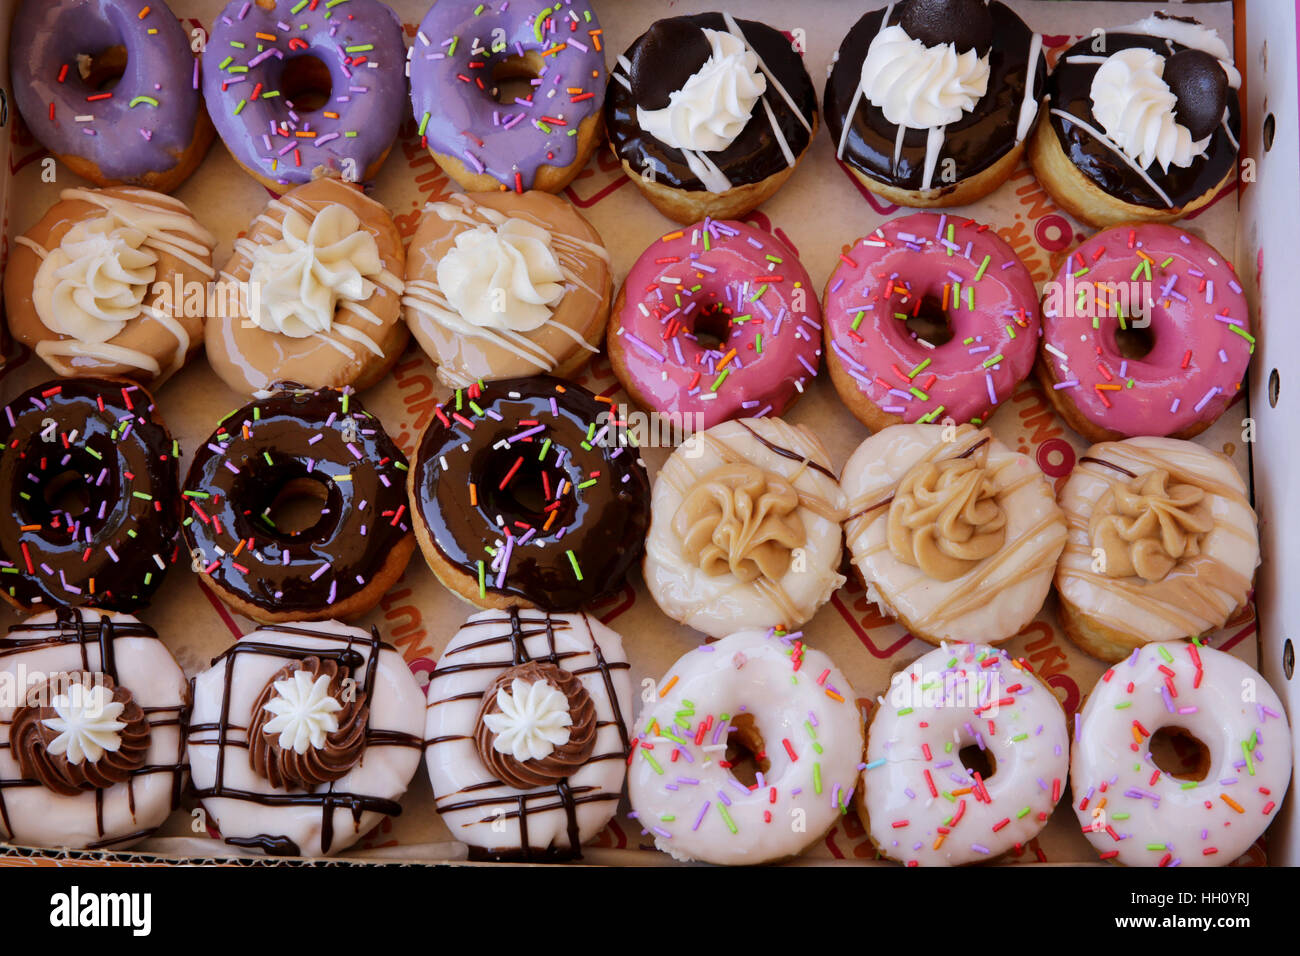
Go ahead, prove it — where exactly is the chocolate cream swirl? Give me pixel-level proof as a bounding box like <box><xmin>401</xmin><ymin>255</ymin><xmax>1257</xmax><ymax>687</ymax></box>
<box><xmin>1089</xmin><ymin>468</ymin><xmax>1213</xmax><ymax>582</ymax></box>
<box><xmin>474</xmin><ymin>661</ymin><xmax>597</xmax><ymax>790</ymax></box>
<box><xmin>10</xmin><ymin>674</ymin><xmax>150</xmax><ymax>796</ymax></box>
<box><xmin>672</xmin><ymin>462</ymin><xmax>806</xmax><ymax>583</ymax></box>
<box><xmin>248</xmin><ymin>656</ymin><xmax>369</xmax><ymax>791</ymax></box>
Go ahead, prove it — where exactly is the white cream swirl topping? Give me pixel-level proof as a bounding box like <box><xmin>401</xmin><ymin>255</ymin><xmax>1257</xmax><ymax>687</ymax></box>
<box><xmin>247</xmin><ymin>203</ymin><xmax>382</xmax><ymax>338</ymax></box>
<box><xmin>859</xmin><ymin>24</ymin><xmax>990</xmax><ymax>129</ymax></box>
<box><xmin>260</xmin><ymin>670</ymin><xmax>344</xmax><ymax>754</ymax></box>
<box><xmin>1090</xmin><ymin>48</ymin><xmax>1210</xmax><ymax>171</ymax></box>
<box><xmin>32</xmin><ymin>215</ymin><xmax>159</xmax><ymax>343</ymax></box>
<box><xmin>482</xmin><ymin>678</ymin><xmax>573</xmax><ymax>762</ymax></box>
<box><xmin>42</xmin><ymin>682</ymin><xmax>128</xmax><ymax>765</ymax></box>
<box><xmin>436</xmin><ymin>218</ymin><xmax>565</xmax><ymax>332</ymax></box>
<box><xmin>636</xmin><ymin>28</ymin><xmax>766</xmax><ymax>152</ymax></box>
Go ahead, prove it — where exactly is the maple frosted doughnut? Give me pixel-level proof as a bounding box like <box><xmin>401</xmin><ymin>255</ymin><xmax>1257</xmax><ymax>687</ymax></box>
<box><xmin>1072</xmin><ymin>642</ymin><xmax>1291</xmax><ymax>866</ymax></box>
<box><xmin>187</xmin><ymin>620</ymin><xmax>425</xmax><ymax>857</ymax></box>
<box><xmin>0</xmin><ymin>607</ymin><xmax>189</xmax><ymax>851</ymax></box>
<box><xmin>1054</xmin><ymin>437</ymin><xmax>1258</xmax><ymax>663</ymax></box>
<box><xmin>627</xmin><ymin>628</ymin><xmax>864</xmax><ymax>866</ymax></box>
<box><xmin>424</xmin><ymin>607</ymin><xmax>633</xmax><ymax>861</ymax></box>
<box><xmin>840</xmin><ymin>424</ymin><xmax>1066</xmax><ymax>646</ymax></box>
<box><xmin>823</xmin><ymin>212</ymin><xmax>1040</xmax><ymax>432</ymax></box>
<box><xmin>1038</xmin><ymin>224</ymin><xmax>1252</xmax><ymax>444</ymax></box>
<box><xmin>861</xmin><ymin>643</ymin><xmax>1069</xmax><ymax>866</ymax></box>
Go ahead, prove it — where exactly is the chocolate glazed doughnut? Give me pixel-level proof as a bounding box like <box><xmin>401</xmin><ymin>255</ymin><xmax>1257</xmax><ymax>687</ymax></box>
<box><xmin>182</xmin><ymin>385</ymin><xmax>413</xmax><ymax>624</ymax></box>
<box><xmin>0</xmin><ymin>379</ymin><xmax>182</xmax><ymax>613</ymax></box>
<box><xmin>409</xmin><ymin>376</ymin><xmax>651</xmax><ymax>611</ymax></box>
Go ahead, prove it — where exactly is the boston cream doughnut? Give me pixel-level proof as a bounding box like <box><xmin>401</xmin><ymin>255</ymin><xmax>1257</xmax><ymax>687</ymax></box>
<box><xmin>1072</xmin><ymin>642</ymin><xmax>1291</xmax><ymax>866</ymax></box>
<box><xmin>425</xmin><ymin>607</ymin><xmax>632</xmax><ymax>861</ymax></box>
<box><xmin>1054</xmin><ymin>437</ymin><xmax>1258</xmax><ymax>663</ymax></box>
<box><xmin>187</xmin><ymin>620</ymin><xmax>425</xmax><ymax>857</ymax></box>
<box><xmin>643</xmin><ymin>417</ymin><xmax>845</xmax><ymax>640</ymax></box>
<box><xmin>5</xmin><ymin>187</ymin><xmax>216</xmax><ymax>389</ymax></box>
<box><xmin>861</xmin><ymin>643</ymin><xmax>1069</xmax><ymax>866</ymax></box>
<box><xmin>627</xmin><ymin>628</ymin><xmax>864</xmax><ymax>866</ymax></box>
<box><xmin>206</xmin><ymin>178</ymin><xmax>407</xmax><ymax>397</ymax></box>
<box><xmin>0</xmin><ymin>607</ymin><xmax>189</xmax><ymax>851</ymax></box>
<box><xmin>841</xmin><ymin>424</ymin><xmax>1066</xmax><ymax>646</ymax></box>
<box><xmin>401</xmin><ymin>191</ymin><xmax>611</xmax><ymax>388</ymax></box>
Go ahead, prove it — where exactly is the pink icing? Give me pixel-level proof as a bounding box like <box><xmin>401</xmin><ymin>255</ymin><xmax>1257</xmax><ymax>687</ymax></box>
<box><xmin>614</xmin><ymin>219</ymin><xmax>822</xmax><ymax>429</ymax></box>
<box><xmin>1040</xmin><ymin>224</ymin><xmax>1252</xmax><ymax>437</ymax></box>
<box><xmin>823</xmin><ymin>213</ymin><xmax>1040</xmax><ymax>426</ymax></box>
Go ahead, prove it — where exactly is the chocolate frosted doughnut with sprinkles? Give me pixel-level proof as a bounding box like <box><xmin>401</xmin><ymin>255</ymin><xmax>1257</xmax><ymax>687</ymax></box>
<box><xmin>1071</xmin><ymin>642</ymin><xmax>1291</xmax><ymax>866</ymax></box>
<box><xmin>408</xmin><ymin>376</ymin><xmax>651</xmax><ymax>611</ymax></box>
<box><xmin>609</xmin><ymin>218</ymin><xmax>823</xmax><ymax>431</ymax></box>
<box><xmin>0</xmin><ymin>379</ymin><xmax>182</xmax><ymax>614</ymax></box>
<box><xmin>182</xmin><ymin>384</ymin><xmax>414</xmax><ymax>624</ymax></box>
<box><xmin>8</xmin><ymin>0</ymin><xmax>214</xmax><ymax>193</ymax></box>
<box><xmin>203</xmin><ymin>0</ymin><xmax>406</xmax><ymax>192</ymax></box>
<box><xmin>407</xmin><ymin>0</ymin><xmax>608</xmax><ymax>195</ymax></box>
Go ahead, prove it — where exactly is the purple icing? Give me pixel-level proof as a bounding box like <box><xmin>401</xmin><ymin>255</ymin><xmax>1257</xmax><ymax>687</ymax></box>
<box><xmin>9</xmin><ymin>0</ymin><xmax>204</xmax><ymax>183</ymax></box>
<box><xmin>408</xmin><ymin>0</ymin><xmax>605</xmax><ymax>189</ymax></box>
<box><xmin>203</xmin><ymin>0</ymin><xmax>406</xmax><ymax>187</ymax></box>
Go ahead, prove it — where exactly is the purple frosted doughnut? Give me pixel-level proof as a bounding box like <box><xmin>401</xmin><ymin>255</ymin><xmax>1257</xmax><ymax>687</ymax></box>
<box><xmin>8</xmin><ymin>0</ymin><xmax>207</xmax><ymax>188</ymax></box>
<box><xmin>203</xmin><ymin>0</ymin><xmax>406</xmax><ymax>189</ymax></box>
<box><xmin>408</xmin><ymin>0</ymin><xmax>606</xmax><ymax>190</ymax></box>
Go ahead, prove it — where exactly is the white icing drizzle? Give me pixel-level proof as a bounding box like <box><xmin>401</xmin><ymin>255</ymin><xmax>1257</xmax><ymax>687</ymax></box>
<box><xmin>921</xmin><ymin>124</ymin><xmax>945</xmax><ymax>191</ymax></box>
<box><xmin>1049</xmin><ymin>107</ymin><xmax>1174</xmax><ymax>207</ymax></box>
<box><xmin>1015</xmin><ymin>33</ymin><xmax>1043</xmax><ymax>143</ymax></box>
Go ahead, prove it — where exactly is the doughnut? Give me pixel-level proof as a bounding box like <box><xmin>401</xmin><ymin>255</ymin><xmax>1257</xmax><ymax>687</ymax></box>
<box><xmin>643</xmin><ymin>417</ymin><xmax>845</xmax><ymax>639</ymax></box>
<box><xmin>861</xmin><ymin>642</ymin><xmax>1069</xmax><ymax>866</ymax></box>
<box><xmin>407</xmin><ymin>0</ymin><xmax>607</xmax><ymax>195</ymax></box>
<box><xmin>5</xmin><ymin>187</ymin><xmax>216</xmax><ymax>389</ymax></box>
<box><xmin>408</xmin><ymin>376</ymin><xmax>651</xmax><ymax>611</ymax></box>
<box><xmin>824</xmin><ymin>0</ymin><xmax>1046</xmax><ymax>208</ymax></box>
<box><xmin>8</xmin><ymin>0</ymin><xmax>214</xmax><ymax>194</ymax></box>
<box><xmin>205</xmin><ymin>178</ymin><xmax>408</xmax><ymax>397</ymax></box>
<box><xmin>182</xmin><ymin>384</ymin><xmax>414</xmax><ymax>625</ymax></box>
<box><xmin>425</xmin><ymin>606</ymin><xmax>632</xmax><ymax>861</ymax></box>
<box><xmin>841</xmin><ymin>424</ymin><xmax>1066</xmax><ymax>646</ymax></box>
<box><xmin>1071</xmin><ymin>642</ymin><xmax>1291</xmax><ymax>866</ymax></box>
<box><xmin>1038</xmin><ymin>224</ymin><xmax>1251</xmax><ymax>443</ymax></box>
<box><xmin>823</xmin><ymin>212</ymin><xmax>1040</xmax><ymax>431</ymax></box>
<box><xmin>1054</xmin><ymin>437</ymin><xmax>1258</xmax><ymax>663</ymax></box>
<box><xmin>627</xmin><ymin>628</ymin><xmax>864</xmax><ymax>865</ymax></box>
<box><xmin>606</xmin><ymin>12</ymin><xmax>819</xmax><ymax>224</ymax></box>
<box><xmin>188</xmin><ymin>620</ymin><xmax>425</xmax><ymax>857</ymax></box>
<box><xmin>202</xmin><ymin>0</ymin><xmax>406</xmax><ymax>192</ymax></box>
<box><xmin>0</xmin><ymin>378</ymin><xmax>183</xmax><ymax>614</ymax></box>
<box><xmin>0</xmin><ymin>607</ymin><xmax>189</xmax><ymax>851</ymax></box>
<box><xmin>609</xmin><ymin>218</ymin><xmax>823</xmax><ymax>431</ymax></box>
<box><xmin>401</xmin><ymin>191</ymin><xmax>611</xmax><ymax>389</ymax></box>
<box><xmin>1029</xmin><ymin>14</ymin><xmax>1241</xmax><ymax>227</ymax></box>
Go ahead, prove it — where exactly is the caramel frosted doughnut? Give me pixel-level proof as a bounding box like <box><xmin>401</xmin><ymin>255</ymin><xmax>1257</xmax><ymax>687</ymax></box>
<box><xmin>643</xmin><ymin>417</ymin><xmax>845</xmax><ymax>639</ymax></box>
<box><xmin>206</xmin><ymin>178</ymin><xmax>407</xmax><ymax>396</ymax></box>
<box><xmin>1054</xmin><ymin>437</ymin><xmax>1258</xmax><ymax>663</ymax></box>
<box><xmin>182</xmin><ymin>385</ymin><xmax>414</xmax><ymax>624</ymax></box>
<box><xmin>401</xmin><ymin>191</ymin><xmax>611</xmax><ymax>388</ymax></box>
<box><xmin>5</xmin><ymin>187</ymin><xmax>216</xmax><ymax>388</ymax></box>
<box><xmin>187</xmin><ymin>621</ymin><xmax>425</xmax><ymax>857</ymax></box>
<box><xmin>425</xmin><ymin>607</ymin><xmax>632</xmax><ymax>861</ymax></box>
<box><xmin>840</xmin><ymin>424</ymin><xmax>1066</xmax><ymax>645</ymax></box>
<box><xmin>0</xmin><ymin>607</ymin><xmax>189</xmax><ymax>851</ymax></box>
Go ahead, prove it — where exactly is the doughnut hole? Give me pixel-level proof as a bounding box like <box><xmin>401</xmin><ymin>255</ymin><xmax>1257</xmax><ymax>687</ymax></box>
<box><xmin>79</xmin><ymin>45</ymin><xmax>128</xmax><ymax>92</ymax></box>
<box><xmin>723</xmin><ymin>713</ymin><xmax>770</xmax><ymax>788</ymax></box>
<box><xmin>1148</xmin><ymin>726</ymin><xmax>1212</xmax><ymax>782</ymax></box>
<box><xmin>690</xmin><ymin>305</ymin><xmax>733</xmax><ymax>351</ymax></box>
<box><xmin>480</xmin><ymin>447</ymin><xmax>574</xmax><ymax>530</ymax></box>
<box><xmin>958</xmin><ymin>744</ymin><xmax>996</xmax><ymax>781</ymax></box>
<box><xmin>1113</xmin><ymin>323</ymin><xmax>1156</xmax><ymax>360</ymax></box>
<box><xmin>490</xmin><ymin>52</ymin><xmax>545</xmax><ymax>106</ymax></box>
<box><xmin>260</xmin><ymin>475</ymin><xmax>335</xmax><ymax>537</ymax></box>
<box><xmin>280</xmin><ymin>54</ymin><xmax>334</xmax><ymax>113</ymax></box>
<box><xmin>903</xmin><ymin>295</ymin><xmax>955</xmax><ymax>348</ymax></box>
<box><xmin>42</xmin><ymin>470</ymin><xmax>93</xmax><ymax>520</ymax></box>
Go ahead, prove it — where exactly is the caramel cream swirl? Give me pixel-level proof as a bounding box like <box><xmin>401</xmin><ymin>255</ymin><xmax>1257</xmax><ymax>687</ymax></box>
<box><xmin>1089</xmin><ymin>468</ymin><xmax>1213</xmax><ymax>582</ymax></box>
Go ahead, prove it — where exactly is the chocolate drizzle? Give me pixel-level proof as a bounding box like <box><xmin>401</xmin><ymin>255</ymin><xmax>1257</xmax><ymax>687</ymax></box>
<box><xmin>0</xmin><ymin>379</ymin><xmax>182</xmax><ymax>612</ymax></box>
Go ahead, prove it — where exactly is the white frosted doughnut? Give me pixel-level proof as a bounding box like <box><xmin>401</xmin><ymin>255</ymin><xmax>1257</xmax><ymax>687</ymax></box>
<box><xmin>642</xmin><ymin>417</ymin><xmax>846</xmax><ymax>639</ymax></box>
<box><xmin>187</xmin><ymin>620</ymin><xmax>425</xmax><ymax>857</ymax></box>
<box><xmin>1071</xmin><ymin>642</ymin><xmax>1291</xmax><ymax>866</ymax></box>
<box><xmin>627</xmin><ymin>628</ymin><xmax>864</xmax><ymax>865</ymax></box>
<box><xmin>861</xmin><ymin>642</ymin><xmax>1069</xmax><ymax>866</ymax></box>
<box><xmin>424</xmin><ymin>607</ymin><xmax>633</xmax><ymax>860</ymax></box>
<box><xmin>0</xmin><ymin>607</ymin><xmax>188</xmax><ymax>851</ymax></box>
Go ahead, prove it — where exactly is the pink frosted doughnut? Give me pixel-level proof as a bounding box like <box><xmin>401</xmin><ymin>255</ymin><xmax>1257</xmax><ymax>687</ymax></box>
<box><xmin>822</xmin><ymin>212</ymin><xmax>1040</xmax><ymax>430</ymax></box>
<box><xmin>608</xmin><ymin>218</ymin><xmax>822</xmax><ymax>430</ymax></box>
<box><xmin>1038</xmin><ymin>224</ymin><xmax>1252</xmax><ymax>443</ymax></box>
